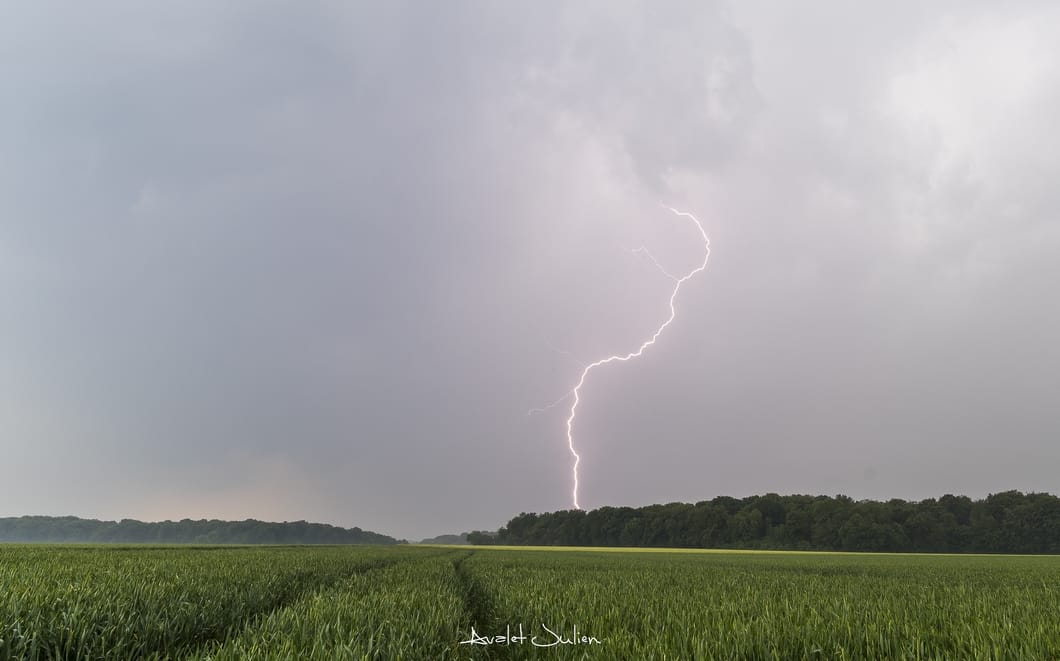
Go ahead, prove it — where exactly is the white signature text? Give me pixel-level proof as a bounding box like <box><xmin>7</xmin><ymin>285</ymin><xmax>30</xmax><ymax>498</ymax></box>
<box><xmin>459</xmin><ymin>624</ymin><xmax>603</xmax><ymax>647</ymax></box>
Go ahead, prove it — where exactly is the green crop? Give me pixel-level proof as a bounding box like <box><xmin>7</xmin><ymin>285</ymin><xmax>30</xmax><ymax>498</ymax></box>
<box><xmin>1</xmin><ymin>544</ymin><xmax>1058</xmax><ymax>659</ymax></box>
<box><xmin>456</xmin><ymin>548</ymin><xmax>1060</xmax><ymax>659</ymax></box>
<box><xmin>0</xmin><ymin>545</ymin><xmax>405</xmax><ymax>660</ymax></box>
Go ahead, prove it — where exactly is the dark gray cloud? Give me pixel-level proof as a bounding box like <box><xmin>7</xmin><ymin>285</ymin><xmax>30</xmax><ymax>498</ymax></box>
<box><xmin>2</xmin><ymin>2</ymin><xmax>1058</xmax><ymax>539</ymax></box>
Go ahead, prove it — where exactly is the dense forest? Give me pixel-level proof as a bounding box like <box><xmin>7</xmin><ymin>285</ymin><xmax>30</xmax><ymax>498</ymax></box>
<box><xmin>0</xmin><ymin>516</ymin><xmax>402</xmax><ymax>545</ymax></box>
<box><xmin>468</xmin><ymin>491</ymin><xmax>1060</xmax><ymax>554</ymax></box>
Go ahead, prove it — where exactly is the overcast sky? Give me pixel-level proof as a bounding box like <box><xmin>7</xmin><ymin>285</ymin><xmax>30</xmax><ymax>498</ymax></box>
<box><xmin>3</xmin><ymin>2</ymin><xmax>1058</xmax><ymax>541</ymax></box>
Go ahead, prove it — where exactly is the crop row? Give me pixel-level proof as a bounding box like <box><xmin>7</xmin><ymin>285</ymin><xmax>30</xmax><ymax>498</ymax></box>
<box><xmin>0</xmin><ymin>545</ymin><xmax>423</xmax><ymax>660</ymax></box>
<box><xmin>458</xmin><ymin>550</ymin><xmax>1060</xmax><ymax>659</ymax></box>
<box><xmin>3</xmin><ymin>545</ymin><xmax>1060</xmax><ymax>659</ymax></box>
<box><xmin>192</xmin><ymin>551</ymin><xmax>479</xmax><ymax>660</ymax></box>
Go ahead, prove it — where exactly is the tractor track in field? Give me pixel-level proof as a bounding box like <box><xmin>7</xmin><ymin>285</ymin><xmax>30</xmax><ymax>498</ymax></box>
<box><xmin>453</xmin><ymin>551</ymin><xmax>513</xmax><ymax>660</ymax></box>
<box><xmin>176</xmin><ymin>555</ymin><xmax>409</xmax><ymax>660</ymax></box>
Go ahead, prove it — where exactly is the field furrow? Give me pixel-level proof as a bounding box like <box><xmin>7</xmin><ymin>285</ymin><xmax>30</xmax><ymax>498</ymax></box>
<box><xmin>191</xmin><ymin>550</ymin><xmax>480</xmax><ymax>660</ymax></box>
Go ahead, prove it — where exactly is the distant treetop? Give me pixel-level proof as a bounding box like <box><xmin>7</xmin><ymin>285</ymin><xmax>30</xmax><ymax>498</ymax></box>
<box><xmin>469</xmin><ymin>491</ymin><xmax>1060</xmax><ymax>554</ymax></box>
<box><xmin>0</xmin><ymin>516</ymin><xmax>402</xmax><ymax>545</ymax></box>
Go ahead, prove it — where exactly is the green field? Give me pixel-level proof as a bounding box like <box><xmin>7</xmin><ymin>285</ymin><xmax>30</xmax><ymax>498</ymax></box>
<box><xmin>1</xmin><ymin>544</ymin><xmax>1058</xmax><ymax>660</ymax></box>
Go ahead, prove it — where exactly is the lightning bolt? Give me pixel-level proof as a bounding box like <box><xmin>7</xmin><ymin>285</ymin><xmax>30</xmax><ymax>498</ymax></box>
<box><xmin>562</xmin><ymin>205</ymin><xmax>710</xmax><ymax>510</ymax></box>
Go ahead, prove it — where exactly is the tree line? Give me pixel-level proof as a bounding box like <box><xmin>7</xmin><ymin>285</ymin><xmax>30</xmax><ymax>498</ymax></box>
<box><xmin>0</xmin><ymin>516</ymin><xmax>402</xmax><ymax>545</ymax></box>
<box><xmin>467</xmin><ymin>491</ymin><xmax>1060</xmax><ymax>554</ymax></box>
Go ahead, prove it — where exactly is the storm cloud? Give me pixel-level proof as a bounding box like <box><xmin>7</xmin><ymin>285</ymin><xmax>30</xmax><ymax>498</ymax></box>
<box><xmin>2</xmin><ymin>1</ymin><xmax>1058</xmax><ymax>539</ymax></box>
